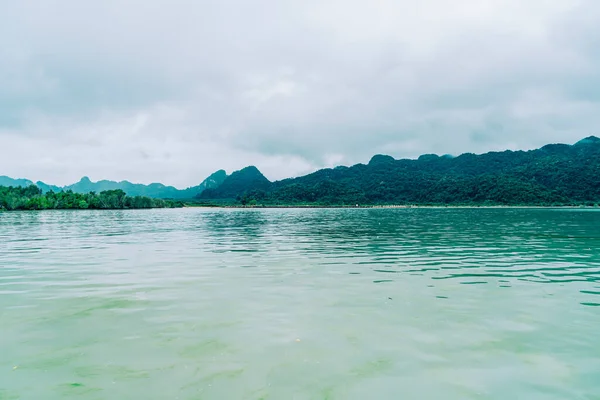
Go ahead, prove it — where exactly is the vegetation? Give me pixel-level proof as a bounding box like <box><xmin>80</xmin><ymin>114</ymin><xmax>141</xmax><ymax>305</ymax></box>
<box><xmin>199</xmin><ymin>166</ymin><xmax>270</xmax><ymax>200</ymax></box>
<box><xmin>0</xmin><ymin>170</ymin><xmax>228</xmax><ymax>199</ymax></box>
<box><xmin>200</xmin><ymin>136</ymin><xmax>600</xmax><ymax>207</ymax></box>
<box><xmin>4</xmin><ymin>137</ymin><xmax>600</xmax><ymax>208</ymax></box>
<box><xmin>0</xmin><ymin>186</ymin><xmax>183</xmax><ymax>211</ymax></box>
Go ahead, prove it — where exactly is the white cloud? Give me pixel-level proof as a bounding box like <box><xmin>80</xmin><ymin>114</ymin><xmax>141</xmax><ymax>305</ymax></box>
<box><xmin>0</xmin><ymin>0</ymin><xmax>599</xmax><ymax>187</ymax></box>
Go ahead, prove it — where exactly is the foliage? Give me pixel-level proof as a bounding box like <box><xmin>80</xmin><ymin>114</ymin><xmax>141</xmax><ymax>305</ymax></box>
<box><xmin>0</xmin><ymin>186</ymin><xmax>183</xmax><ymax>211</ymax></box>
<box><xmin>201</xmin><ymin>136</ymin><xmax>600</xmax><ymax>206</ymax></box>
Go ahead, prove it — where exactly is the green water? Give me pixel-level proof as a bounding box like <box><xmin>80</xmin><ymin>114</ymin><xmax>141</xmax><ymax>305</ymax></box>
<box><xmin>1</xmin><ymin>208</ymin><xmax>599</xmax><ymax>399</ymax></box>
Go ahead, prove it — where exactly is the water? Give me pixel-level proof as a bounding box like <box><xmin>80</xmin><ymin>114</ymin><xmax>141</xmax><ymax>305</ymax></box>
<box><xmin>1</xmin><ymin>208</ymin><xmax>599</xmax><ymax>399</ymax></box>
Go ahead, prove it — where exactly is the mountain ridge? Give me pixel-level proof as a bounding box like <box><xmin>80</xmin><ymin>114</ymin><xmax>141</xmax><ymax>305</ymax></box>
<box><xmin>200</xmin><ymin>136</ymin><xmax>600</xmax><ymax>205</ymax></box>
<box><xmin>3</xmin><ymin>136</ymin><xmax>600</xmax><ymax>204</ymax></box>
<box><xmin>0</xmin><ymin>170</ymin><xmax>228</xmax><ymax>199</ymax></box>
<box><xmin>199</xmin><ymin>166</ymin><xmax>270</xmax><ymax>200</ymax></box>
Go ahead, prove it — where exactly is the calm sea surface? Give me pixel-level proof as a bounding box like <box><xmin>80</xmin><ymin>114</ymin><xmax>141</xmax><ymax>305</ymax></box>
<box><xmin>1</xmin><ymin>208</ymin><xmax>599</xmax><ymax>399</ymax></box>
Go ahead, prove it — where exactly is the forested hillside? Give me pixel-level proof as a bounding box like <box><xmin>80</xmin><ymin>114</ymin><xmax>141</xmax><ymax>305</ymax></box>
<box><xmin>200</xmin><ymin>137</ymin><xmax>600</xmax><ymax>206</ymax></box>
<box><xmin>199</xmin><ymin>166</ymin><xmax>271</xmax><ymax>200</ymax></box>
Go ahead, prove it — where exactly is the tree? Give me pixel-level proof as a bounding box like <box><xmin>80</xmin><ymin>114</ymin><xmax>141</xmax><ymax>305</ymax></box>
<box><xmin>0</xmin><ymin>185</ymin><xmax>182</xmax><ymax>210</ymax></box>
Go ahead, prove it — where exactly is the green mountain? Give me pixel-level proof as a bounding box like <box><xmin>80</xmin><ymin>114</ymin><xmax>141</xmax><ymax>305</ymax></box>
<box><xmin>63</xmin><ymin>176</ymin><xmax>186</xmax><ymax>198</ymax></box>
<box><xmin>199</xmin><ymin>166</ymin><xmax>270</xmax><ymax>200</ymax></box>
<box><xmin>189</xmin><ymin>169</ymin><xmax>228</xmax><ymax>194</ymax></box>
<box><xmin>0</xmin><ymin>170</ymin><xmax>228</xmax><ymax>199</ymax></box>
<box><xmin>35</xmin><ymin>181</ymin><xmax>62</xmax><ymax>193</ymax></box>
<box><xmin>200</xmin><ymin>136</ymin><xmax>600</xmax><ymax>206</ymax></box>
<box><xmin>0</xmin><ymin>176</ymin><xmax>34</xmax><ymax>187</ymax></box>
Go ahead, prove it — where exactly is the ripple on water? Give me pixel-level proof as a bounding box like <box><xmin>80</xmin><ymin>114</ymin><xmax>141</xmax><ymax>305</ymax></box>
<box><xmin>1</xmin><ymin>208</ymin><xmax>600</xmax><ymax>399</ymax></box>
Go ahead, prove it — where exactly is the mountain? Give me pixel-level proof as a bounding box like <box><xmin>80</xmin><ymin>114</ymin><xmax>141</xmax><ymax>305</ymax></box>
<box><xmin>199</xmin><ymin>166</ymin><xmax>270</xmax><ymax>199</ymax></box>
<box><xmin>36</xmin><ymin>181</ymin><xmax>62</xmax><ymax>193</ymax></box>
<box><xmin>1</xmin><ymin>176</ymin><xmax>63</xmax><ymax>193</ymax></box>
<box><xmin>200</xmin><ymin>136</ymin><xmax>600</xmax><ymax>206</ymax></box>
<box><xmin>576</xmin><ymin>136</ymin><xmax>600</xmax><ymax>145</ymax></box>
<box><xmin>0</xmin><ymin>176</ymin><xmax>34</xmax><ymax>187</ymax></box>
<box><xmin>0</xmin><ymin>170</ymin><xmax>228</xmax><ymax>199</ymax></box>
<box><xmin>182</xmin><ymin>169</ymin><xmax>227</xmax><ymax>197</ymax></box>
<box><xmin>62</xmin><ymin>171</ymin><xmax>228</xmax><ymax>198</ymax></box>
<box><xmin>63</xmin><ymin>176</ymin><xmax>185</xmax><ymax>198</ymax></box>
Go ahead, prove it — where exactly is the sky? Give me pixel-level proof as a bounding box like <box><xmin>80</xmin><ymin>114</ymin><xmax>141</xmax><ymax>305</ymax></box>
<box><xmin>1</xmin><ymin>0</ymin><xmax>599</xmax><ymax>187</ymax></box>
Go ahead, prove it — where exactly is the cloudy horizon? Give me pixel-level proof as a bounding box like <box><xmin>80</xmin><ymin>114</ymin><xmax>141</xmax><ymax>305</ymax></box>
<box><xmin>1</xmin><ymin>0</ymin><xmax>599</xmax><ymax>187</ymax></box>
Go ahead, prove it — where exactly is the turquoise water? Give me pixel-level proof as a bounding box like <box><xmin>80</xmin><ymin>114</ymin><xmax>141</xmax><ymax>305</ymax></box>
<box><xmin>1</xmin><ymin>208</ymin><xmax>599</xmax><ymax>399</ymax></box>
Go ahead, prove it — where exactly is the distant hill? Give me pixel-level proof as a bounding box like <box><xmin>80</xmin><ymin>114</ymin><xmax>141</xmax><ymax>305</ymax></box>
<box><xmin>200</xmin><ymin>136</ymin><xmax>600</xmax><ymax>206</ymax></box>
<box><xmin>63</xmin><ymin>176</ymin><xmax>185</xmax><ymax>198</ymax></box>
<box><xmin>0</xmin><ymin>170</ymin><xmax>228</xmax><ymax>199</ymax></box>
<box><xmin>35</xmin><ymin>181</ymin><xmax>62</xmax><ymax>193</ymax></box>
<box><xmin>0</xmin><ymin>176</ymin><xmax>34</xmax><ymax>187</ymax></box>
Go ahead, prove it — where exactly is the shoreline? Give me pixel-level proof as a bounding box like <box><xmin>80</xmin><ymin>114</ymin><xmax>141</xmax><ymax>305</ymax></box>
<box><xmin>3</xmin><ymin>205</ymin><xmax>598</xmax><ymax>212</ymax></box>
<box><xmin>4</xmin><ymin>203</ymin><xmax>599</xmax><ymax>211</ymax></box>
<box><xmin>184</xmin><ymin>204</ymin><xmax>600</xmax><ymax>210</ymax></box>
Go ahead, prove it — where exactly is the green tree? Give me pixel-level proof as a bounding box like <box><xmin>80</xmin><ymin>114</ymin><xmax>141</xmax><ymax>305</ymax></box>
<box><xmin>0</xmin><ymin>185</ymin><xmax>182</xmax><ymax>211</ymax></box>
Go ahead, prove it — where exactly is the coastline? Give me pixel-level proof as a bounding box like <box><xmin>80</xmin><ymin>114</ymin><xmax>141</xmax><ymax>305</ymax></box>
<box><xmin>183</xmin><ymin>203</ymin><xmax>600</xmax><ymax>210</ymax></box>
<box><xmin>3</xmin><ymin>202</ymin><xmax>598</xmax><ymax>211</ymax></box>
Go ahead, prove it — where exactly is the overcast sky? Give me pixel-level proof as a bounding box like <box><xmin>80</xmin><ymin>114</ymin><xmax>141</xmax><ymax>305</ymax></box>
<box><xmin>1</xmin><ymin>0</ymin><xmax>598</xmax><ymax>187</ymax></box>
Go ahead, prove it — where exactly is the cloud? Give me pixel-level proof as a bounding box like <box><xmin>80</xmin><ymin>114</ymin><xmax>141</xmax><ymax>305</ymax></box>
<box><xmin>1</xmin><ymin>0</ymin><xmax>599</xmax><ymax>186</ymax></box>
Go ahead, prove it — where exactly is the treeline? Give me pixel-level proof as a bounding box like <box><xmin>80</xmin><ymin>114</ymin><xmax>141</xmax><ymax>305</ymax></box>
<box><xmin>237</xmin><ymin>175</ymin><xmax>600</xmax><ymax>207</ymax></box>
<box><xmin>0</xmin><ymin>186</ymin><xmax>183</xmax><ymax>211</ymax></box>
<box><xmin>201</xmin><ymin>137</ymin><xmax>600</xmax><ymax>206</ymax></box>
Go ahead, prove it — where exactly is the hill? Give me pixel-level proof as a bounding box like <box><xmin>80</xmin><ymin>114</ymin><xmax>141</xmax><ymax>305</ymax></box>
<box><xmin>35</xmin><ymin>181</ymin><xmax>62</xmax><ymax>193</ymax></box>
<box><xmin>200</xmin><ymin>136</ymin><xmax>600</xmax><ymax>206</ymax></box>
<box><xmin>0</xmin><ymin>176</ymin><xmax>34</xmax><ymax>187</ymax></box>
<box><xmin>0</xmin><ymin>170</ymin><xmax>227</xmax><ymax>199</ymax></box>
<box><xmin>199</xmin><ymin>166</ymin><xmax>270</xmax><ymax>200</ymax></box>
